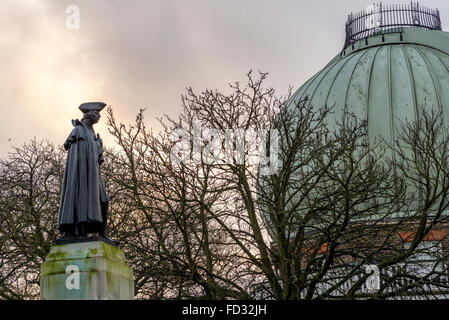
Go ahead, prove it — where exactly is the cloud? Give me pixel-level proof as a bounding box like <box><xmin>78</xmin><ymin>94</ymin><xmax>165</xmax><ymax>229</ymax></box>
<box><xmin>1</xmin><ymin>0</ymin><xmax>449</xmax><ymax>155</ymax></box>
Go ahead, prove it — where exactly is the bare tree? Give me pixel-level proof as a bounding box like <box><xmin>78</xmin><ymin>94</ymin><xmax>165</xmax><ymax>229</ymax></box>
<box><xmin>0</xmin><ymin>139</ymin><xmax>64</xmax><ymax>299</ymax></box>
<box><xmin>2</xmin><ymin>72</ymin><xmax>449</xmax><ymax>300</ymax></box>
<box><xmin>106</xmin><ymin>71</ymin><xmax>449</xmax><ymax>299</ymax></box>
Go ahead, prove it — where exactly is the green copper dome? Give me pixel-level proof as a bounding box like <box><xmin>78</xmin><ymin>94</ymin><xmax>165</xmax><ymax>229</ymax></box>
<box><xmin>287</xmin><ymin>26</ymin><xmax>449</xmax><ymax>141</ymax></box>
<box><xmin>260</xmin><ymin>5</ymin><xmax>449</xmax><ymax>237</ymax></box>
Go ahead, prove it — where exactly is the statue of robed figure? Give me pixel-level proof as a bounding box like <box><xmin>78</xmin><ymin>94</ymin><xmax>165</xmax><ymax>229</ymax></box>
<box><xmin>57</xmin><ymin>102</ymin><xmax>117</xmax><ymax>245</ymax></box>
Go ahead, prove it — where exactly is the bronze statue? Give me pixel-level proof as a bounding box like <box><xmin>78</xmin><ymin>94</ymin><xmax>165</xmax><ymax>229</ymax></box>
<box><xmin>57</xmin><ymin>102</ymin><xmax>117</xmax><ymax>245</ymax></box>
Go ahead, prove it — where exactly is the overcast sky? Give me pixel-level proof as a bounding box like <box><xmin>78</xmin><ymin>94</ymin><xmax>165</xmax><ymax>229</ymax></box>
<box><xmin>1</xmin><ymin>0</ymin><xmax>449</xmax><ymax>156</ymax></box>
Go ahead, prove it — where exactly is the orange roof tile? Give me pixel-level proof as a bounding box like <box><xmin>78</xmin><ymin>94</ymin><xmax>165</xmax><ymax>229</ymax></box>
<box><xmin>398</xmin><ymin>229</ymin><xmax>447</xmax><ymax>242</ymax></box>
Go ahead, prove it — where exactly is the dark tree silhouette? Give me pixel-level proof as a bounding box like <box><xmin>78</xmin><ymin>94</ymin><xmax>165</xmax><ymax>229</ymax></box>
<box><xmin>1</xmin><ymin>72</ymin><xmax>449</xmax><ymax>300</ymax></box>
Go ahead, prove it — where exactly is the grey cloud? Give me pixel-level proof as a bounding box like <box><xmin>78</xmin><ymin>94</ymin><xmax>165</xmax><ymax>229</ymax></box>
<box><xmin>1</xmin><ymin>0</ymin><xmax>449</xmax><ymax>155</ymax></box>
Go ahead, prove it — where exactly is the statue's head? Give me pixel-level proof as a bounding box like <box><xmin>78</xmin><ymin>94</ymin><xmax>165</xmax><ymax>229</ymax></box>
<box><xmin>79</xmin><ymin>102</ymin><xmax>106</xmax><ymax>125</ymax></box>
<box><xmin>82</xmin><ymin>110</ymin><xmax>101</xmax><ymax>124</ymax></box>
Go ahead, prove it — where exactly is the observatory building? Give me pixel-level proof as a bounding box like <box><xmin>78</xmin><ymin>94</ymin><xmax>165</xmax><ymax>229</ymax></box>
<box><xmin>288</xmin><ymin>2</ymin><xmax>447</xmax><ymax>142</ymax></box>
<box><xmin>267</xmin><ymin>2</ymin><xmax>449</xmax><ymax>299</ymax></box>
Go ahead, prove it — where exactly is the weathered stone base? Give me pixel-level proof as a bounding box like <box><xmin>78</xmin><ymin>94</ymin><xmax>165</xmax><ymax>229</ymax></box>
<box><xmin>40</xmin><ymin>241</ymin><xmax>134</xmax><ymax>300</ymax></box>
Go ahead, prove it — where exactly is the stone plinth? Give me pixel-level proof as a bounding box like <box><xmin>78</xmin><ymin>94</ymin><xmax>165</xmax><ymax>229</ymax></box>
<box><xmin>40</xmin><ymin>240</ymin><xmax>134</xmax><ymax>300</ymax></box>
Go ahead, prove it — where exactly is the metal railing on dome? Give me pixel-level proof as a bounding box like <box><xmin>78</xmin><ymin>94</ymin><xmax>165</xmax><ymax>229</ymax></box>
<box><xmin>343</xmin><ymin>2</ymin><xmax>442</xmax><ymax>50</ymax></box>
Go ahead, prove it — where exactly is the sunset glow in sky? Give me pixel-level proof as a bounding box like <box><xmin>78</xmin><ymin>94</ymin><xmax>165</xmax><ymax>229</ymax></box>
<box><xmin>2</xmin><ymin>0</ymin><xmax>449</xmax><ymax>156</ymax></box>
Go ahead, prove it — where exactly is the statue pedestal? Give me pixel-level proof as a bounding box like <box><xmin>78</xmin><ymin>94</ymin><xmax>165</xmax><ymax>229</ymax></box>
<box><xmin>40</xmin><ymin>240</ymin><xmax>134</xmax><ymax>300</ymax></box>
